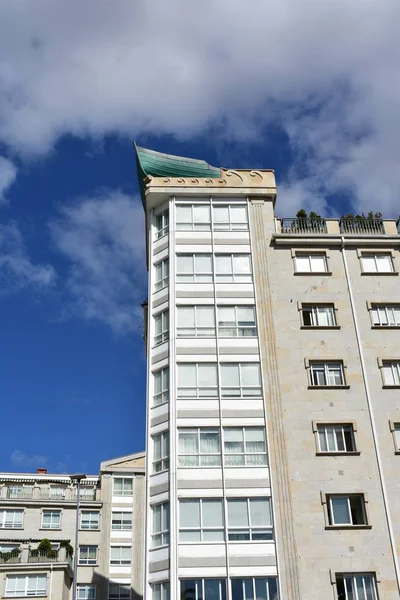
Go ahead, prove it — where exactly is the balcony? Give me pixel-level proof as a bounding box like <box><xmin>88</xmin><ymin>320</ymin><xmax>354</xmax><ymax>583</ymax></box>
<box><xmin>1</xmin><ymin>486</ymin><xmax>99</xmax><ymax>502</ymax></box>
<box><xmin>0</xmin><ymin>547</ymin><xmax>73</xmax><ymax>570</ymax></box>
<box><xmin>339</xmin><ymin>217</ymin><xmax>384</xmax><ymax>235</ymax></box>
<box><xmin>280</xmin><ymin>218</ymin><xmax>327</xmax><ymax>234</ymax></box>
<box><xmin>277</xmin><ymin>217</ymin><xmax>399</xmax><ymax>236</ymax></box>
<box><xmin>6</xmin><ymin>488</ymin><xmax>33</xmax><ymax>500</ymax></box>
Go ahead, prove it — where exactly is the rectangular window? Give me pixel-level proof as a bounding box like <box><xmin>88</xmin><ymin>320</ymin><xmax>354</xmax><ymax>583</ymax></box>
<box><xmin>328</xmin><ymin>495</ymin><xmax>367</xmax><ymax>526</ymax></box>
<box><xmin>395</xmin><ymin>424</ymin><xmax>400</xmax><ymax>451</ymax></box>
<box><xmin>180</xmin><ymin>579</ymin><xmax>227</xmax><ymax>600</ymax></box>
<box><xmin>178</xmin><ymin>428</ymin><xmax>221</xmax><ymax>467</ymax></box>
<box><xmin>155</xmin><ymin>258</ymin><xmax>169</xmax><ymax>291</ymax></box>
<box><xmin>0</xmin><ymin>510</ymin><xmax>23</xmax><ymax>529</ymax></box>
<box><xmin>176</xmin><ymin>204</ymin><xmax>211</xmax><ymax>230</ymax></box>
<box><xmin>5</xmin><ymin>575</ymin><xmax>47</xmax><ymax>597</ymax></box>
<box><xmin>302</xmin><ymin>304</ymin><xmax>336</xmax><ymax>327</ymax></box>
<box><xmin>111</xmin><ymin>512</ymin><xmax>132</xmax><ymax>531</ymax></box>
<box><xmin>41</xmin><ymin>510</ymin><xmax>61</xmax><ymax>530</ymax></box>
<box><xmin>336</xmin><ymin>573</ymin><xmax>378</xmax><ymax>600</ymax></box>
<box><xmin>154</xmin><ymin>310</ymin><xmax>169</xmax><ymax>345</ymax></box>
<box><xmin>177</xmin><ymin>306</ymin><xmax>215</xmax><ymax>337</ymax></box>
<box><xmin>361</xmin><ymin>253</ymin><xmax>394</xmax><ymax>273</ymax></box>
<box><xmin>227</xmin><ymin>497</ymin><xmax>273</xmax><ymax>541</ymax></box>
<box><xmin>317</xmin><ymin>424</ymin><xmax>356</xmax><ymax>453</ymax></box>
<box><xmin>80</xmin><ymin>511</ymin><xmax>100</xmax><ymax>530</ymax></box>
<box><xmin>177</xmin><ymin>363</ymin><xmax>218</xmax><ymax>398</ymax></box>
<box><xmin>151</xmin><ymin>582</ymin><xmax>170</xmax><ymax>600</ymax></box>
<box><xmin>77</xmin><ymin>585</ymin><xmax>96</xmax><ymax>600</ymax></box>
<box><xmin>382</xmin><ymin>361</ymin><xmax>400</xmax><ymax>386</ymax></box>
<box><xmin>153</xmin><ymin>431</ymin><xmax>169</xmax><ymax>473</ymax></box>
<box><xmin>310</xmin><ymin>362</ymin><xmax>345</xmax><ymax>386</ymax></box>
<box><xmin>110</xmin><ymin>546</ymin><xmax>131</xmax><ymax>566</ymax></box>
<box><xmin>177</xmin><ymin>254</ymin><xmax>213</xmax><ymax>283</ymax></box>
<box><xmin>217</xmin><ymin>306</ymin><xmax>257</xmax><ymax>337</ymax></box>
<box><xmin>155</xmin><ymin>209</ymin><xmax>169</xmax><ymax>239</ymax></box>
<box><xmin>215</xmin><ymin>254</ymin><xmax>252</xmax><ymax>283</ymax></box>
<box><xmin>295</xmin><ymin>253</ymin><xmax>327</xmax><ymax>273</ymax></box>
<box><xmin>109</xmin><ymin>583</ymin><xmax>130</xmax><ymax>600</ymax></box>
<box><xmin>152</xmin><ymin>502</ymin><xmax>170</xmax><ymax>548</ymax></box>
<box><xmin>224</xmin><ymin>427</ymin><xmax>267</xmax><ymax>466</ymax></box>
<box><xmin>154</xmin><ymin>367</ymin><xmax>169</xmax><ymax>405</ymax></box>
<box><xmin>220</xmin><ymin>363</ymin><xmax>262</xmax><ymax>397</ymax></box>
<box><xmin>113</xmin><ymin>478</ymin><xmax>133</xmax><ymax>497</ymax></box>
<box><xmin>79</xmin><ymin>545</ymin><xmax>97</xmax><ymax>565</ymax></box>
<box><xmin>179</xmin><ymin>499</ymin><xmax>224</xmax><ymax>542</ymax></box>
<box><xmin>231</xmin><ymin>577</ymin><xmax>278</xmax><ymax>600</ymax></box>
<box><xmin>213</xmin><ymin>204</ymin><xmax>248</xmax><ymax>231</ymax></box>
<box><xmin>371</xmin><ymin>304</ymin><xmax>400</xmax><ymax>326</ymax></box>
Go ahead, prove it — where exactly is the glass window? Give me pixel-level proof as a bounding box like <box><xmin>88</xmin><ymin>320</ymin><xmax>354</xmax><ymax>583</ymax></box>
<box><xmin>177</xmin><ymin>306</ymin><xmax>215</xmax><ymax>337</ymax></box>
<box><xmin>77</xmin><ymin>585</ymin><xmax>96</xmax><ymax>600</ymax></box>
<box><xmin>113</xmin><ymin>478</ymin><xmax>133</xmax><ymax>497</ymax></box>
<box><xmin>178</xmin><ymin>428</ymin><xmax>221</xmax><ymax>467</ymax></box>
<box><xmin>220</xmin><ymin>363</ymin><xmax>261</xmax><ymax>397</ymax></box>
<box><xmin>5</xmin><ymin>575</ymin><xmax>47</xmax><ymax>597</ymax></box>
<box><xmin>371</xmin><ymin>304</ymin><xmax>400</xmax><ymax>326</ymax></box>
<box><xmin>395</xmin><ymin>425</ymin><xmax>400</xmax><ymax>451</ymax></box>
<box><xmin>41</xmin><ymin>510</ymin><xmax>61</xmax><ymax>530</ymax></box>
<box><xmin>227</xmin><ymin>498</ymin><xmax>273</xmax><ymax>541</ymax></box>
<box><xmin>155</xmin><ymin>209</ymin><xmax>169</xmax><ymax>239</ymax></box>
<box><xmin>155</xmin><ymin>258</ymin><xmax>169</xmax><ymax>291</ymax></box>
<box><xmin>0</xmin><ymin>510</ymin><xmax>23</xmax><ymax>529</ymax></box>
<box><xmin>176</xmin><ymin>204</ymin><xmax>211</xmax><ymax>230</ymax></box>
<box><xmin>109</xmin><ymin>583</ymin><xmax>130</xmax><ymax>600</ymax></box>
<box><xmin>177</xmin><ymin>363</ymin><xmax>218</xmax><ymax>398</ymax></box>
<box><xmin>224</xmin><ymin>428</ymin><xmax>267</xmax><ymax>466</ymax></box>
<box><xmin>154</xmin><ymin>310</ymin><xmax>169</xmax><ymax>345</ymax></box>
<box><xmin>295</xmin><ymin>253</ymin><xmax>327</xmax><ymax>273</ymax></box>
<box><xmin>302</xmin><ymin>305</ymin><xmax>336</xmax><ymax>327</ymax></box>
<box><xmin>310</xmin><ymin>362</ymin><xmax>345</xmax><ymax>386</ymax></box>
<box><xmin>215</xmin><ymin>254</ymin><xmax>252</xmax><ymax>283</ymax></box>
<box><xmin>177</xmin><ymin>254</ymin><xmax>213</xmax><ymax>283</ymax></box>
<box><xmin>152</xmin><ymin>502</ymin><xmax>170</xmax><ymax>548</ymax></box>
<box><xmin>213</xmin><ymin>204</ymin><xmax>248</xmax><ymax>231</ymax></box>
<box><xmin>231</xmin><ymin>577</ymin><xmax>278</xmax><ymax>600</ymax></box>
<box><xmin>151</xmin><ymin>581</ymin><xmax>170</xmax><ymax>600</ymax></box>
<box><xmin>382</xmin><ymin>361</ymin><xmax>400</xmax><ymax>386</ymax></box>
<box><xmin>110</xmin><ymin>546</ymin><xmax>131</xmax><ymax>565</ymax></box>
<box><xmin>153</xmin><ymin>431</ymin><xmax>169</xmax><ymax>473</ymax></box>
<box><xmin>328</xmin><ymin>495</ymin><xmax>367</xmax><ymax>526</ymax></box>
<box><xmin>317</xmin><ymin>424</ymin><xmax>356</xmax><ymax>453</ymax></box>
<box><xmin>154</xmin><ymin>367</ymin><xmax>169</xmax><ymax>405</ymax></box>
<box><xmin>111</xmin><ymin>512</ymin><xmax>132</xmax><ymax>531</ymax></box>
<box><xmin>179</xmin><ymin>499</ymin><xmax>224</xmax><ymax>542</ymax></box>
<box><xmin>361</xmin><ymin>253</ymin><xmax>393</xmax><ymax>273</ymax></box>
<box><xmin>80</xmin><ymin>511</ymin><xmax>100</xmax><ymax>530</ymax></box>
<box><xmin>218</xmin><ymin>306</ymin><xmax>257</xmax><ymax>337</ymax></box>
<box><xmin>336</xmin><ymin>573</ymin><xmax>378</xmax><ymax>600</ymax></box>
<box><xmin>180</xmin><ymin>579</ymin><xmax>227</xmax><ymax>600</ymax></box>
<box><xmin>79</xmin><ymin>546</ymin><xmax>97</xmax><ymax>565</ymax></box>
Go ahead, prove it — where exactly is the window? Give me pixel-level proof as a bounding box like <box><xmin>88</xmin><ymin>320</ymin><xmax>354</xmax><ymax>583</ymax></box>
<box><xmin>0</xmin><ymin>543</ymin><xmax>19</xmax><ymax>553</ymax></box>
<box><xmin>79</xmin><ymin>545</ymin><xmax>97</xmax><ymax>565</ymax></box>
<box><xmin>217</xmin><ymin>306</ymin><xmax>257</xmax><ymax>337</ymax></box>
<box><xmin>224</xmin><ymin>428</ymin><xmax>267</xmax><ymax>466</ymax></box>
<box><xmin>295</xmin><ymin>253</ymin><xmax>327</xmax><ymax>273</ymax></box>
<box><xmin>327</xmin><ymin>495</ymin><xmax>367</xmax><ymax>526</ymax></box>
<box><xmin>231</xmin><ymin>577</ymin><xmax>278</xmax><ymax>600</ymax></box>
<box><xmin>155</xmin><ymin>209</ymin><xmax>169</xmax><ymax>239</ymax></box>
<box><xmin>310</xmin><ymin>362</ymin><xmax>345</xmax><ymax>386</ymax></box>
<box><xmin>80</xmin><ymin>511</ymin><xmax>100</xmax><ymax>530</ymax></box>
<box><xmin>215</xmin><ymin>254</ymin><xmax>252</xmax><ymax>283</ymax></box>
<box><xmin>227</xmin><ymin>497</ymin><xmax>273</xmax><ymax>541</ymax></box>
<box><xmin>151</xmin><ymin>582</ymin><xmax>170</xmax><ymax>600</ymax></box>
<box><xmin>153</xmin><ymin>431</ymin><xmax>169</xmax><ymax>473</ymax></box>
<box><xmin>177</xmin><ymin>254</ymin><xmax>213</xmax><ymax>283</ymax></box>
<box><xmin>154</xmin><ymin>367</ymin><xmax>169</xmax><ymax>405</ymax></box>
<box><xmin>5</xmin><ymin>575</ymin><xmax>47</xmax><ymax>597</ymax></box>
<box><xmin>176</xmin><ymin>204</ymin><xmax>211</xmax><ymax>230</ymax></box>
<box><xmin>302</xmin><ymin>304</ymin><xmax>336</xmax><ymax>327</ymax></box>
<box><xmin>317</xmin><ymin>424</ymin><xmax>356</xmax><ymax>453</ymax></box>
<box><xmin>110</xmin><ymin>546</ymin><xmax>131</xmax><ymax>566</ymax></box>
<box><xmin>0</xmin><ymin>510</ymin><xmax>23</xmax><ymax>529</ymax></box>
<box><xmin>113</xmin><ymin>478</ymin><xmax>133</xmax><ymax>497</ymax></box>
<box><xmin>213</xmin><ymin>204</ymin><xmax>248</xmax><ymax>231</ymax></box>
<box><xmin>41</xmin><ymin>510</ymin><xmax>61</xmax><ymax>529</ymax></box>
<box><xmin>394</xmin><ymin>424</ymin><xmax>400</xmax><ymax>451</ymax></box>
<box><xmin>109</xmin><ymin>583</ymin><xmax>130</xmax><ymax>600</ymax></box>
<box><xmin>154</xmin><ymin>310</ymin><xmax>169</xmax><ymax>345</ymax></box>
<box><xmin>177</xmin><ymin>306</ymin><xmax>215</xmax><ymax>337</ymax></box>
<box><xmin>336</xmin><ymin>573</ymin><xmax>378</xmax><ymax>600</ymax></box>
<box><xmin>178</xmin><ymin>428</ymin><xmax>221</xmax><ymax>467</ymax></box>
<box><xmin>179</xmin><ymin>499</ymin><xmax>224</xmax><ymax>542</ymax></box>
<box><xmin>371</xmin><ymin>304</ymin><xmax>400</xmax><ymax>326</ymax></box>
<box><xmin>152</xmin><ymin>502</ymin><xmax>170</xmax><ymax>547</ymax></box>
<box><xmin>155</xmin><ymin>258</ymin><xmax>169</xmax><ymax>291</ymax></box>
<box><xmin>77</xmin><ymin>585</ymin><xmax>96</xmax><ymax>600</ymax></box>
<box><xmin>220</xmin><ymin>363</ymin><xmax>262</xmax><ymax>397</ymax></box>
<box><xmin>177</xmin><ymin>363</ymin><xmax>218</xmax><ymax>398</ymax></box>
<box><xmin>361</xmin><ymin>253</ymin><xmax>394</xmax><ymax>273</ymax></box>
<box><xmin>112</xmin><ymin>512</ymin><xmax>132</xmax><ymax>530</ymax></box>
<box><xmin>180</xmin><ymin>579</ymin><xmax>227</xmax><ymax>600</ymax></box>
<box><xmin>381</xmin><ymin>361</ymin><xmax>400</xmax><ymax>386</ymax></box>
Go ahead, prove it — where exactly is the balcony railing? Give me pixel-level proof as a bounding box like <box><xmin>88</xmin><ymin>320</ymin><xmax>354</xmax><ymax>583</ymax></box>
<box><xmin>28</xmin><ymin>550</ymin><xmax>61</xmax><ymax>563</ymax></box>
<box><xmin>0</xmin><ymin>552</ymin><xmax>21</xmax><ymax>564</ymax></box>
<box><xmin>280</xmin><ymin>218</ymin><xmax>327</xmax><ymax>234</ymax></box>
<box><xmin>7</xmin><ymin>488</ymin><xmax>33</xmax><ymax>500</ymax></box>
<box><xmin>339</xmin><ymin>217</ymin><xmax>384</xmax><ymax>235</ymax></box>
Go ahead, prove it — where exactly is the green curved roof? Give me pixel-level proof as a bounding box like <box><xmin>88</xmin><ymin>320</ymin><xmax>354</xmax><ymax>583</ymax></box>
<box><xmin>134</xmin><ymin>143</ymin><xmax>221</xmax><ymax>206</ymax></box>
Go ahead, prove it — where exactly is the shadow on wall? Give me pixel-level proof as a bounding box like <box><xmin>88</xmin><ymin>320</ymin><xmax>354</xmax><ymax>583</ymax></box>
<box><xmin>90</xmin><ymin>571</ymin><xmax>143</xmax><ymax>600</ymax></box>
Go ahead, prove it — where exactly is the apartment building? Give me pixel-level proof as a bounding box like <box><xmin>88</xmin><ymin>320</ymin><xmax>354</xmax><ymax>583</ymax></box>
<box><xmin>136</xmin><ymin>144</ymin><xmax>400</xmax><ymax>600</ymax></box>
<box><xmin>0</xmin><ymin>451</ymin><xmax>145</xmax><ymax>600</ymax></box>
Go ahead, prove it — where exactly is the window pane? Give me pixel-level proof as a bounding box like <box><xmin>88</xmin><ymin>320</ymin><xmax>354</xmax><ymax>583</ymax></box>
<box><xmin>250</xmin><ymin>498</ymin><xmax>271</xmax><ymax>527</ymax></box>
<box><xmin>177</xmin><ymin>255</ymin><xmax>193</xmax><ymax>273</ymax></box>
<box><xmin>198</xmin><ymin>364</ymin><xmax>217</xmax><ymax>387</ymax></box>
<box><xmin>179</xmin><ymin>364</ymin><xmax>196</xmax><ymax>386</ymax></box>
<box><xmin>228</xmin><ymin>500</ymin><xmax>248</xmax><ymax>527</ymax></box>
<box><xmin>178</xmin><ymin>307</ymin><xmax>195</xmax><ymax>328</ymax></box>
<box><xmin>180</xmin><ymin>501</ymin><xmax>200</xmax><ymax>528</ymax></box>
<box><xmin>245</xmin><ymin>428</ymin><xmax>265</xmax><ymax>452</ymax></box>
<box><xmin>202</xmin><ymin>500</ymin><xmax>223</xmax><ymax>528</ymax></box>
<box><xmin>296</xmin><ymin>255</ymin><xmax>310</xmax><ymax>271</ymax></box>
<box><xmin>200</xmin><ymin>432</ymin><xmax>220</xmax><ymax>454</ymax></box>
<box><xmin>193</xmin><ymin>205</ymin><xmax>210</xmax><ymax>223</ymax></box>
<box><xmin>231</xmin><ymin>206</ymin><xmax>247</xmax><ymax>224</ymax></box>
<box><xmin>241</xmin><ymin>364</ymin><xmax>260</xmax><ymax>386</ymax></box>
<box><xmin>196</xmin><ymin>255</ymin><xmax>212</xmax><ymax>273</ymax></box>
<box><xmin>362</xmin><ymin>255</ymin><xmax>376</xmax><ymax>272</ymax></box>
<box><xmin>215</xmin><ymin>256</ymin><xmax>232</xmax><ymax>274</ymax></box>
<box><xmin>176</xmin><ymin>206</ymin><xmax>192</xmax><ymax>223</ymax></box>
<box><xmin>233</xmin><ymin>255</ymin><xmax>251</xmax><ymax>274</ymax></box>
<box><xmin>221</xmin><ymin>364</ymin><xmax>239</xmax><ymax>387</ymax></box>
<box><xmin>214</xmin><ymin>206</ymin><xmax>229</xmax><ymax>222</ymax></box>
<box><xmin>237</xmin><ymin>307</ymin><xmax>255</xmax><ymax>325</ymax></box>
<box><xmin>331</xmin><ymin>497</ymin><xmax>351</xmax><ymax>524</ymax></box>
<box><xmin>310</xmin><ymin>255</ymin><xmax>326</xmax><ymax>271</ymax></box>
<box><xmin>376</xmin><ymin>254</ymin><xmax>392</xmax><ymax>272</ymax></box>
<box><xmin>197</xmin><ymin>307</ymin><xmax>215</xmax><ymax>327</ymax></box>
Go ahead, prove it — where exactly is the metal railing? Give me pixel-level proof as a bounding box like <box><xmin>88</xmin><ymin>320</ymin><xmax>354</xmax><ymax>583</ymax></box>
<box><xmin>339</xmin><ymin>218</ymin><xmax>384</xmax><ymax>235</ymax></box>
<box><xmin>0</xmin><ymin>551</ymin><xmax>21</xmax><ymax>564</ymax></box>
<box><xmin>7</xmin><ymin>488</ymin><xmax>33</xmax><ymax>499</ymax></box>
<box><xmin>280</xmin><ymin>218</ymin><xmax>327</xmax><ymax>234</ymax></box>
<box><xmin>28</xmin><ymin>550</ymin><xmax>61</xmax><ymax>563</ymax></box>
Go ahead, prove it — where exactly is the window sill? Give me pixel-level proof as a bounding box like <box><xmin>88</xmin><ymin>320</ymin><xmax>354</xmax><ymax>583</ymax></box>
<box><xmin>39</xmin><ymin>528</ymin><xmax>61</xmax><ymax>531</ymax></box>
<box><xmin>325</xmin><ymin>525</ymin><xmax>371</xmax><ymax>530</ymax></box>
<box><xmin>361</xmin><ymin>271</ymin><xmax>398</xmax><ymax>276</ymax></box>
<box><xmin>395</xmin><ymin>450</ymin><xmax>400</xmax><ymax>455</ymax></box>
<box><xmin>382</xmin><ymin>385</ymin><xmax>400</xmax><ymax>389</ymax></box>
<box><xmin>151</xmin><ymin>469</ymin><xmax>169</xmax><ymax>476</ymax></box>
<box><xmin>371</xmin><ymin>325</ymin><xmax>400</xmax><ymax>329</ymax></box>
<box><xmin>316</xmin><ymin>451</ymin><xmax>360</xmax><ymax>456</ymax></box>
<box><xmin>79</xmin><ymin>528</ymin><xmax>100</xmax><ymax>532</ymax></box>
<box><xmin>308</xmin><ymin>385</ymin><xmax>350</xmax><ymax>390</ymax></box>
<box><xmin>294</xmin><ymin>271</ymin><xmax>332</xmax><ymax>276</ymax></box>
<box><xmin>78</xmin><ymin>563</ymin><xmax>98</xmax><ymax>567</ymax></box>
<box><xmin>301</xmin><ymin>325</ymin><xmax>341</xmax><ymax>330</ymax></box>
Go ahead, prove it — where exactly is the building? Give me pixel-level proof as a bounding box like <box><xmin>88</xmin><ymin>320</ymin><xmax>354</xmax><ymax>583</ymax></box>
<box><xmin>136</xmin><ymin>144</ymin><xmax>400</xmax><ymax>600</ymax></box>
<box><xmin>0</xmin><ymin>451</ymin><xmax>145</xmax><ymax>599</ymax></box>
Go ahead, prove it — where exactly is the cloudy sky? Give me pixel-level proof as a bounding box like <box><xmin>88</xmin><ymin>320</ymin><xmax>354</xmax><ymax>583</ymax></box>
<box><xmin>0</xmin><ymin>0</ymin><xmax>399</xmax><ymax>473</ymax></box>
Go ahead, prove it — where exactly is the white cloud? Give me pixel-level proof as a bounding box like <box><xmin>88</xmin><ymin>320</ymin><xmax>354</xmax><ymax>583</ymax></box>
<box><xmin>11</xmin><ymin>450</ymin><xmax>48</xmax><ymax>469</ymax></box>
<box><xmin>0</xmin><ymin>157</ymin><xmax>17</xmax><ymax>202</ymax></box>
<box><xmin>50</xmin><ymin>191</ymin><xmax>146</xmax><ymax>334</ymax></box>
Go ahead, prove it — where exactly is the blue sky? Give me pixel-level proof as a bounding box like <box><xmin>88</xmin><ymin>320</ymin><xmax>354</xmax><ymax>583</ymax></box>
<box><xmin>0</xmin><ymin>0</ymin><xmax>399</xmax><ymax>474</ymax></box>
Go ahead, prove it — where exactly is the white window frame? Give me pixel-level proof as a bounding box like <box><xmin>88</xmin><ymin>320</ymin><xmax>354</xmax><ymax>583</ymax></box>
<box><xmin>327</xmin><ymin>495</ymin><xmax>367</xmax><ymax>526</ymax></box>
<box><xmin>309</xmin><ymin>361</ymin><xmax>345</xmax><ymax>387</ymax></box>
<box><xmin>217</xmin><ymin>305</ymin><xmax>257</xmax><ymax>337</ymax></box>
<box><xmin>361</xmin><ymin>252</ymin><xmax>394</xmax><ymax>273</ymax></box>
<box><xmin>301</xmin><ymin>304</ymin><xmax>336</xmax><ymax>327</ymax></box>
<box><xmin>317</xmin><ymin>424</ymin><xmax>356</xmax><ymax>453</ymax></box>
<box><xmin>176</xmin><ymin>204</ymin><xmax>211</xmax><ymax>231</ymax></box>
<box><xmin>177</xmin><ymin>305</ymin><xmax>216</xmax><ymax>337</ymax></box>
<box><xmin>177</xmin><ymin>363</ymin><xmax>218</xmax><ymax>398</ymax></box>
<box><xmin>180</xmin><ymin>579</ymin><xmax>227</xmax><ymax>600</ymax></box>
<box><xmin>113</xmin><ymin>478</ymin><xmax>133</xmax><ymax>497</ymax></box>
<box><xmin>213</xmin><ymin>203</ymin><xmax>249</xmax><ymax>231</ymax></box>
<box><xmin>80</xmin><ymin>511</ymin><xmax>100</xmax><ymax>530</ymax></box>
<box><xmin>230</xmin><ymin>577</ymin><xmax>278</xmax><ymax>600</ymax></box>
<box><xmin>295</xmin><ymin>253</ymin><xmax>328</xmax><ymax>273</ymax></box>
<box><xmin>179</xmin><ymin>498</ymin><xmax>225</xmax><ymax>542</ymax></box>
<box><xmin>176</xmin><ymin>254</ymin><xmax>213</xmax><ymax>283</ymax></box>
<box><xmin>0</xmin><ymin>510</ymin><xmax>23</xmax><ymax>529</ymax></box>
<box><xmin>224</xmin><ymin>427</ymin><xmax>268</xmax><ymax>466</ymax></box>
<box><xmin>5</xmin><ymin>574</ymin><xmax>47</xmax><ymax>597</ymax></box>
<box><xmin>335</xmin><ymin>573</ymin><xmax>379</xmax><ymax>600</ymax></box>
<box><xmin>178</xmin><ymin>428</ymin><xmax>221</xmax><ymax>467</ymax></box>
<box><xmin>215</xmin><ymin>254</ymin><xmax>253</xmax><ymax>283</ymax></box>
<box><xmin>154</xmin><ymin>310</ymin><xmax>169</xmax><ymax>346</ymax></box>
<box><xmin>41</xmin><ymin>510</ymin><xmax>61</xmax><ymax>530</ymax></box>
<box><xmin>371</xmin><ymin>304</ymin><xmax>400</xmax><ymax>326</ymax></box>
<box><xmin>108</xmin><ymin>583</ymin><xmax>130</xmax><ymax>600</ymax></box>
<box><xmin>152</xmin><ymin>502</ymin><xmax>170</xmax><ymax>548</ymax></box>
<box><xmin>110</xmin><ymin>546</ymin><xmax>132</xmax><ymax>566</ymax></box>
<box><xmin>154</xmin><ymin>367</ymin><xmax>169</xmax><ymax>405</ymax></box>
<box><xmin>394</xmin><ymin>424</ymin><xmax>400</xmax><ymax>451</ymax></box>
<box><xmin>154</xmin><ymin>258</ymin><xmax>169</xmax><ymax>291</ymax></box>
<box><xmin>381</xmin><ymin>360</ymin><xmax>400</xmax><ymax>386</ymax></box>
<box><xmin>77</xmin><ymin>584</ymin><xmax>96</xmax><ymax>600</ymax></box>
<box><xmin>155</xmin><ymin>209</ymin><xmax>169</xmax><ymax>240</ymax></box>
<box><xmin>151</xmin><ymin>581</ymin><xmax>170</xmax><ymax>600</ymax></box>
<box><xmin>220</xmin><ymin>363</ymin><xmax>262</xmax><ymax>397</ymax></box>
<box><xmin>78</xmin><ymin>545</ymin><xmax>97</xmax><ymax>566</ymax></box>
<box><xmin>111</xmin><ymin>511</ymin><xmax>132</xmax><ymax>531</ymax></box>
<box><xmin>227</xmin><ymin>497</ymin><xmax>273</xmax><ymax>541</ymax></box>
<box><xmin>153</xmin><ymin>431</ymin><xmax>169</xmax><ymax>473</ymax></box>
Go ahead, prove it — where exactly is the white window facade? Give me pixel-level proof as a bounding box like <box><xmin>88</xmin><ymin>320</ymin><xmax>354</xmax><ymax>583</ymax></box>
<box><xmin>154</xmin><ymin>310</ymin><xmax>169</xmax><ymax>345</ymax></box>
<box><xmin>154</xmin><ymin>258</ymin><xmax>169</xmax><ymax>291</ymax></box>
<box><xmin>382</xmin><ymin>361</ymin><xmax>400</xmax><ymax>386</ymax></box>
<box><xmin>213</xmin><ymin>204</ymin><xmax>248</xmax><ymax>230</ymax></box>
<box><xmin>224</xmin><ymin>428</ymin><xmax>267</xmax><ymax>466</ymax></box>
<box><xmin>177</xmin><ymin>363</ymin><xmax>218</xmax><ymax>398</ymax></box>
<box><xmin>155</xmin><ymin>209</ymin><xmax>169</xmax><ymax>239</ymax></box>
<box><xmin>113</xmin><ymin>478</ymin><xmax>133</xmax><ymax>497</ymax></box>
<box><xmin>110</xmin><ymin>546</ymin><xmax>131</xmax><ymax>565</ymax></box>
<box><xmin>336</xmin><ymin>573</ymin><xmax>378</xmax><ymax>600</ymax></box>
<box><xmin>151</xmin><ymin>582</ymin><xmax>170</xmax><ymax>600</ymax></box>
<box><xmin>79</xmin><ymin>545</ymin><xmax>97</xmax><ymax>565</ymax></box>
<box><xmin>180</xmin><ymin>579</ymin><xmax>227</xmax><ymax>600</ymax></box>
<box><xmin>77</xmin><ymin>585</ymin><xmax>96</xmax><ymax>600</ymax></box>
<box><xmin>152</xmin><ymin>502</ymin><xmax>170</xmax><ymax>548</ymax></box>
<box><xmin>227</xmin><ymin>498</ymin><xmax>273</xmax><ymax>541</ymax></box>
<box><xmin>217</xmin><ymin>306</ymin><xmax>257</xmax><ymax>337</ymax></box>
<box><xmin>177</xmin><ymin>254</ymin><xmax>213</xmax><ymax>283</ymax></box>
<box><xmin>80</xmin><ymin>511</ymin><xmax>100</xmax><ymax>530</ymax></box>
<box><xmin>215</xmin><ymin>254</ymin><xmax>252</xmax><ymax>283</ymax></box>
<box><xmin>361</xmin><ymin>253</ymin><xmax>394</xmax><ymax>273</ymax></box>
<box><xmin>310</xmin><ymin>362</ymin><xmax>345</xmax><ymax>386</ymax></box>
<box><xmin>231</xmin><ymin>577</ymin><xmax>278</xmax><ymax>600</ymax></box>
<box><xmin>176</xmin><ymin>204</ymin><xmax>211</xmax><ymax>230</ymax></box>
<box><xmin>112</xmin><ymin>512</ymin><xmax>132</xmax><ymax>530</ymax></box>
<box><xmin>178</xmin><ymin>428</ymin><xmax>221</xmax><ymax>467</ymax></box>
<box><xmin>302</xmin><ymin>305</ymin><xmax>336</xmax><ymax>327</ymax></box>
<box><xmin>317</xmin><ymin>425</ymin><xmax>356</xmax><ymax>453</ymax></box>
<box><xmin>154</xmin><ymin>367</ymin><xmax>169</xmax><ymax>405</ymax></box>
<box><xmin>153</xmin><ymin>431</ymin><xmax>169</xmax><ymax>473</ymax></box>
<box><xmin>41</xmin><ymin>510</ymin><xmax>61</xmax><ymax>529</ymax></box>
<box><xmin>328</xmin><ymin>495</ymin><xmax>367</xmax><ymax>526</ymax></box>
<box><xmin>295</xmin><ymin>253</ymin><xmax>327</xmax><ymax>273</ymax></box>
<box><xmin>0</xmin><ymin>510</ymin><xmax>23</xmax><ymax>529</ymax></box>
<box><xmin>5</xmin><ymin>575</ymin><xmax>46</xmax><ymax>597</ymax></box>
<box><xmin>109</xmin><ymin>583</ymin><xmax>130</xmax><ymax>600</ymax></box>
<box><xmin>220</xmin><ymin>363</ymin><xmax>262</xmax><ymax>397</ymax></box>
<box><xmin>371</xmin><ymin>304</ymin><xmax>400</xmax><ymax>326</ymax></box>
<box><xmin>177</xmin><ymin>306</ymin><xmax>215</xmax><ymax>337</ymax></box>
<box><xmin>179</xmin><ymin>499</ymin><xmax>224</xmax><ymax>542</ymax></box>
